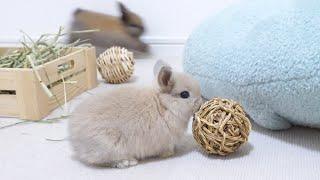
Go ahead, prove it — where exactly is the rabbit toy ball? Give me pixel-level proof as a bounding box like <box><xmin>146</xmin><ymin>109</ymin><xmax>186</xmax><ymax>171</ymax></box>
<box><xmin>192</xmin><ymin>98</ymin><xmax>251</xmax><ymax>156</ymax></box>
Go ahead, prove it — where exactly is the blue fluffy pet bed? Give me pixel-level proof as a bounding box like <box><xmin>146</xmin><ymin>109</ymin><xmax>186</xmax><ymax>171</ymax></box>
<box><xmin>183</xmin><ymin>0</ymin><xmax>320</xmax><ymax>130</ymax></box>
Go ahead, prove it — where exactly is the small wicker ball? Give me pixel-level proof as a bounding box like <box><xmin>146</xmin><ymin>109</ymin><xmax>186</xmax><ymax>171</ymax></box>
<box><xmin>97</xmin><ymin>46</ymin><xmax>134</xmax><ymax>84</ymax></box>
<box><xmin>192</xmin><ymin>98</ymin><xmax>252</xmax><ymax>156</ymax></box>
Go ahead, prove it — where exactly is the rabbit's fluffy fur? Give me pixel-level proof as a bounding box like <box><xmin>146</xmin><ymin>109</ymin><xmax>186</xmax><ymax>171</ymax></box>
<box><xmin>69</xmin><ymin>60</ymin><xmax>202</xmax><ymax>168</ymax></box>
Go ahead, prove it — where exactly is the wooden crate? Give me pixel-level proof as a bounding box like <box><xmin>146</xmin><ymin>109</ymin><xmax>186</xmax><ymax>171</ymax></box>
<box><xmin>0</xmin><ymin>47</ymin><xmax>98</xmax><ymax>120</ymax></box>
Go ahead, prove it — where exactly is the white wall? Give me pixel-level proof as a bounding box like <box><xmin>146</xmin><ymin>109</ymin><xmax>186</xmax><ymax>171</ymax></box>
<box><xmin>0</xmin><ymin>0</ymin><xmax>239</xmax><ymax>57</ymax></box>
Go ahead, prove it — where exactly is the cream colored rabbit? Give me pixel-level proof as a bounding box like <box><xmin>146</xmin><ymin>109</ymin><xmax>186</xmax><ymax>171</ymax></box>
<box><xmin>69</xmin><ymin>60</ymin><xmax>202</xmax><ymax>168</ymax></box>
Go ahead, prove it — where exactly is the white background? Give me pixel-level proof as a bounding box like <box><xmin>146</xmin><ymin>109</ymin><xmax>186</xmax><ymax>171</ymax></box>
<box><xmin>0</xmin><ymin>0</ymin><xmax>239</xmax><ymax>44</ymax></box>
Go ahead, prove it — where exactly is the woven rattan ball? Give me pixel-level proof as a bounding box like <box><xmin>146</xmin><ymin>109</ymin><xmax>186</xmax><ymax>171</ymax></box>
<box><xmin>192</xmin><ymin>98</ymin><xmax>251</xmax><ymax>156</ymax></box>
<box><xmin>97</xmin><ymin>46</ymin><xmax>134</xmax><ymax>84</ymax></box>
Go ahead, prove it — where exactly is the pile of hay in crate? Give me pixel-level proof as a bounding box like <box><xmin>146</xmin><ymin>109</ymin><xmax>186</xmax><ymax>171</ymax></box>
<box><xmin>0</xmin><ymin>28</ymin><xmax>98</xmax><ymax>120</ymax></box>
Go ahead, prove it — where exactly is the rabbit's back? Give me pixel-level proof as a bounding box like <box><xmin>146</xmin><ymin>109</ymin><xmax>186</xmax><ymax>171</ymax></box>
<box><xmin>69</xmin><ymin>86</ymin><xmax>173</xmax><ymax>164</ymax></box>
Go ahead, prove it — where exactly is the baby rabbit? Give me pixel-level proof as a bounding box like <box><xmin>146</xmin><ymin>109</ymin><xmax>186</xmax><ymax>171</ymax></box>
<box><xmin>69</xmin><ymin>2</ymin><xmax>148</xmax><ymax>54</ymax></box>
<box><xmin>69</xmin><ymin>60</ymin><xmax>202</xmax><ymax>168</ymax></box>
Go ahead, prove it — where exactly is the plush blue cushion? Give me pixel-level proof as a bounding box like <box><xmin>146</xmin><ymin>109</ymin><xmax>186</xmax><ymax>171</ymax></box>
<box><xmin>183</xmin><ymin>0</ymin><xmax>320</xmax><ymax>130</ymax></box>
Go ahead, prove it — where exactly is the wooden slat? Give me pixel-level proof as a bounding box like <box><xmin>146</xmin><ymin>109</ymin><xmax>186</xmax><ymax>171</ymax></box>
<box><xmin>84</xmin><ymin>47</ymin><xmax>98</xmax><ymax>89</ymax></box>
<box><xmin>0</xmin><ymin>95</ymin><xmax>19</xmax><ymax>117</ymax></box>
<box><xmin>0</xmin><ymin>79</ymin><xmax>16</xmax><ymax>90</ymax></box>
<box><xmin>15</xmin><ymin>70</ymin><xmax>43</xmax><ymax>120</ymax></box>
<box><xmin>38</xmin><ymin>49</ymin><xmax>87</xmax><ymax>84</ymax></box>
<box><xmin>0</xmin><ymin>69</ymin><xmax>16</xmax><ymax>80</ymax></box>
<box><xmin>48</xmin><ymin>72</ymin><xmax>87</xmax><ymax>111</ymax></box>
<box><xmin>0</xmin><ymin>69</ymin><xmax>18</xmax><ymax>90</ymax></box>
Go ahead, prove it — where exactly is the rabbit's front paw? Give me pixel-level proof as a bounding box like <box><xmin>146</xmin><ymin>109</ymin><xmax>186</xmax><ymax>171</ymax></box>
<box><xmin>112</xmin><ymin>159</ymin><xmax>138</xmax><ymax>168</ymax></box>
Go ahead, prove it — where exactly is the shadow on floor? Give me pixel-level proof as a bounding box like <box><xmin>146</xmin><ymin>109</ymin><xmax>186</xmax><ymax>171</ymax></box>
<box><xmin>252</xmin><ymin>122</ymin><xmax>320</xmax><ymax>152</ymax></box>
<box><xmin>79</xmin><ymin>133</ymin><xmax>254</xmax><ymax>169</ymax></box>
<box><xmin>196</xmin><ymin>142</ymin><xmax>254</xmax><ymax>160</ymax></box>
<box><xmin>142</xmin><ymin>133</ymin><xmax>254</xmax><ymax>164</ymax></box>
<box><xmin>138</xmin><ymin>134</ymin><xmax>198</xmax><ymax>165</ymax></box>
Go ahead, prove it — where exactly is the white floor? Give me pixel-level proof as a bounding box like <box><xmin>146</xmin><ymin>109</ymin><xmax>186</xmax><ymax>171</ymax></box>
<box><xmin>1</xmin><ymin>58</ymin><xmax>320</xmax><ymax>180</ymax></box>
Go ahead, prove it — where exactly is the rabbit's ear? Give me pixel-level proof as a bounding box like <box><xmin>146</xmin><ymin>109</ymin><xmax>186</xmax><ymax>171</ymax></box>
<box><xmin>118</xmin><ymin>2</ymin><xmax>130</xmax><ymax>22</ymax></box>
<box><xmin>153</xmin><ymin>60</ymin><xmax>169</xmax><ymax>76</ymax></box>
<box><xmin>118</xmin><ymin>2</ymin><xmax>128</xmax><ymax>14</ymax></box>
<box><xmin>155</xmin><ymin>60</ymin><xmax>174</xmax><ymax>92</ymax></box>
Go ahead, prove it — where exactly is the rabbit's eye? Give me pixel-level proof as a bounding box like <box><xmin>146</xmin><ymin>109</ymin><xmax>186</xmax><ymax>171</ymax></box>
<box><xmin>180</xmin><ymin>91</ymin><xmax>190</xmax><ymax>99</ymax></box>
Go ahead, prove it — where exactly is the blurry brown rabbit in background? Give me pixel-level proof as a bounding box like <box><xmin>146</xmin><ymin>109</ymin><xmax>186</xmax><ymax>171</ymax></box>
<box><xmin>69</xmin><ymin>60</ymin><xmax>202</xmax><ymax>168</ymax></box>
<box><xmin>69</xmin><ymin>2</ymin><xmax>148</xmax><ymax>54</ymax></box>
